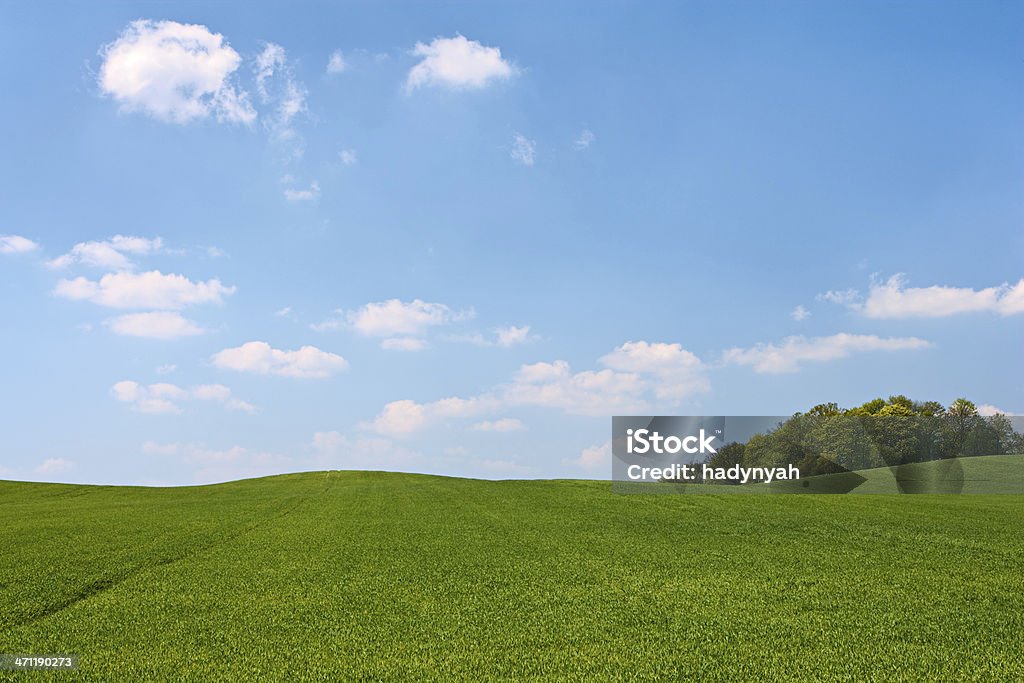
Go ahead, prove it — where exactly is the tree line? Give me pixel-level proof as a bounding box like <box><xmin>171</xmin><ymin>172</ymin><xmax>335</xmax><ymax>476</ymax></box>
<box><xmin>706</xmin><ymin>397</ymin><xmax>1023</xmax><ymax>478</ymax></box>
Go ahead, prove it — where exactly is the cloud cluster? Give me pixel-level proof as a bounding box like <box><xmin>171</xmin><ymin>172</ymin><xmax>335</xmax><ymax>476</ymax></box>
<box><xmin>99</xmin><ymin>20</ymin><xmax>255</xmax><ymax>124</ymax></box>
<box><xmin>212</xmin><ymin>341</ymin><xmax>348</xmax><ymax>378</ymax></box>
<box><xmin>112</xmin><ymin>380</ymin><xmax>255</xmax><ymax>414</ymax></box>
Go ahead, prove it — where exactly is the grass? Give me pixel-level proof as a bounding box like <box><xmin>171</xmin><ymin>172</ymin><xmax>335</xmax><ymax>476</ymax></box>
<box><xmin>1</xmin><ymin>458</ymin><xmax>1023</xmax><ymax>681</ymax></box>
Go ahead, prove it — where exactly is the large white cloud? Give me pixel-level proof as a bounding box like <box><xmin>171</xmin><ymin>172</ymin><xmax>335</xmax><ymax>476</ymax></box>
<box><xmin>112</xmin><ymin>380</ymin><xmax>255</xmax><ymax>414</ymax></box>
<box><xmin>406</xmin><ymin>35</ymin><xmax>514</xmax><ymax>91</ymax></box>
<box><xmin>54</xmin><ymin>270</ymin><xmax>235</xmax><ymax>309</ymax></box>
<box><xmin>99</xmin><ymin>19</ymin><xmax>255</xmax><ymax>124</ymax></box>
<box><xmin>860</xmin><ymin>274</ymin><xmax>1024</xmax><ymax>318</ymax></box>
<box><xmin>0</xmin><ymin>235</ymin><xmax>39</xmax><ymax>254</ymax></box>
<box><xmin>721</xmin><ymin>333</ymin><xmax>931</xmax><ymax>374</ymax></box>
<box><xmin>366</xmin><ymin>395</ymin><xmax>499</xmax><ymax>437</ymax></box>
<box><xmin>820</xmin><ymin>274</ymin><xmax>1024</xmax><ymax>318</ymax></box>
<box><xmin>107</xmin><ymin>312</ymin><xmax>204</xmax><ymax>339</ymax></box>
<box><xmin>504</xmin><ymin>360</ymin><xmax>649</xmax><ymax>416</ymax></box>
<box><xmin>212</xmin><ymin>341</ymin><xmax>349</xmax><ymax>378</ymax></box>
<box><xmin>48</xmin><ymin>235</ymin><xmax>162</xmax><ymax>270</ymax></box>
<box><xmin>599</xmin><ymin>341</ymin><xmax>710</xmax><ymax>401</ymax></box>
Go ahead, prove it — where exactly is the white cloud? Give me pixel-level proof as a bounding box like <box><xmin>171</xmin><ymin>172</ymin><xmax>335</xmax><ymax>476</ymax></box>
<box><xmin>599</xmin><ymin>341</ymin><xmax>710</xmax><ymax>401</ymax></box>
<box><xmin>366</xmin><ymin>395</ymin><xmax>498</xmax><ymax>437</ymax></box>
<box><xmin>367</xmin><ymin>400</ymin><xmax>428</xmax><ymax>436</ymax></box>
<box><xmin>54</xmin><ymin>270</ymin><xmax>235</xmax><ymax>309</ymax></box>
<box><xmin>34</xmin><ymin>458</ymin><xmax>76</xmax><ymax>475</ymax></box>
<box><xmin>574</xmin><ymin>128</ymin><xmax>595</xmax><ymax>150</ymax></box>
<box><xmin>284</xmin><ymin>181</ymin><xmax>320</xmax><ymax>201</ymax></box>
<box><xmin>211</xmin><ymin>341</ymin><xmax>348</xmax><ymax>378</ymax></box>
<box><xmin>98</xmin><ymin>19</ymin><xmax>255</xmax><ymax>124</ymax></box>
<box><xmin>112</xmin><ymin>380</ymin><xmax>255</xmax><ymax>414</ymax></box>
<box><xmin>855</xmin><ymin>274</ymin><xmax>1024</xmax><ymax>318</ymax></box>
<box><xmin>107</xmin><ymin>312</ymin><xmax>204</xmax><ymax>339</ymax></box>
<box><xmin>155</xmin><ymin>364</ymin><xmax>177</xmax><ymax>375</ymax></box>
<box><xmin>254</xmin><ymin>43</ymin><xmax>307</xmax><ymax>145</ymax></box>
<box><xmin>255</xmin><ymin>43</ymin><xmax>286</xmax><ymax>99</ymax></box>
<box><xmin>381</xmin><ymin>337</ymin><xmax>427</xmax><ymax>351</ymax></box>
<box><xmin>310</xmin><ymin>432</ymin><xmax>420</xmax><ymax>472</ymax></box>
<box><xmin>458</xmin><ymin>324</ymin><xmax>536</xmax><ymax>347</ymax></box>
<box><xmin>817</xmin><ymin>288</ymin><xmax>859</xmax><ymax>305</ymax></box>
<box><xmin>721</xmin><ymin>333</ymin><xmax>931</xmax><ymax>374</ymax></box>
<box><xmin>275</xmin><ymin>306</ymin><xmax>293</xmax><ymax>317</ymax></box>
<box><xmin>406</xmin><ymin>35</ymin><xmax>514</xmax><ymax>91</ymax></box>
<box><xmin>791</xmin><ymin>305</ymin><xmax>810</xmax><ymax>322</ymax></box>
<box><xmin>339</xmin><ymin>149</ymin><xmax>358</xmax><ymax>165</ymax></box>
<box><xmin>562</xmin><ymin>441</ymin><xmax>610</xmax><ymax>473</ymax></box>
<box><xmin>977</xmin><ymin>404</ymin><xmax>1017</xmax><ymax>417</ymax></box>
<box><xmin>0</xmin><ymin>235</ymin><xmax>39</xmax><ymax>254</ymax></box>
<box><xmin>504</xmin><ymin>360</ymin><xmax>648</xmax><ymax>416</ymax></box>
<box><xmin>48</xmin><ymin>235</ymin><xmax>163</xmax><ymax>270</ymax></box>
<box><xmin>511</xmin><ymin>133</ymin><xmax>536</xmax><ymax>166</ymax></box>
<box><xmin>495</xmin><ymin>325</ymin><xmax>533</xmax><ymax>347</ymax></box>
<box><xmin>347</xmin><ymin>299</ymin><xmax>470</xmax><ymax>337</ymax></box>
<box><xmin>471</xmin><ymin>418</ymin><xmax>524</xmax><ymax>432</ymax></box>
<box><xmin>327</xmin><ymin>50</ymin><xmax>347</xmax><ymax>74</ymax></box>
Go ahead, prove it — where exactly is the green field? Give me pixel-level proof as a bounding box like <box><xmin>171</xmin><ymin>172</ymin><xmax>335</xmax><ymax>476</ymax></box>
<box><xmin>2</xmin><ymin>457</ymin><xmax>1023</xmax><ymax>681</ymax></box>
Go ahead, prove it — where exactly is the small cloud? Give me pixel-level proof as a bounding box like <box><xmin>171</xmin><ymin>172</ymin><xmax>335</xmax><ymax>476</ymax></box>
<box><xmin>406</xmin><ymin>35</ymin><xmax>514</xmax><ymax>91</ymax></box>
<box><xmin>471</xmin><ymin>418</ymin><xmax>524</xmax><ymax>432</ymax></box>
<box><xmin>339</xmin><ymin>149</ymin><xmax>358</xmax><ymax>165</ymax></box>
<box><xmin>721</xmin><ymin>333</ymin><xmax>931</xmax><ymax>374</ymax></box>
<box><xmin>284</xmin><ymin>181</ymin><xmax>320</xmax><ymax>202</ymax></box>
<box><xmin>791</xmin><ymin>305</ymin><xmax>810</xmax><ymax>322</ymax></box>
<box><xmin>112</xmin><ymin>380</ymin><xmax>256</xmax><ymax>414</ymax></box>
<box><xmin>54</xmin><ymin>270</ymin><xmax>235</xmax><ymax>309</ymax></box>
<box><xmin>381</xmin><ymin>337</ymin><xmax>427</xmax><ymax>351</ymax></box>
<box><xmin>0</xmin><ymin>235</ymin><xmax>40</xmax><ymax>254</ymax></box>
<box><xmin>275</xmin><ymin>306</ymin><xmax>293</xmax><ymax>317</ymax></box>
<box><xmin>574</xmin><ymin>128</ymin><xmax>595</xmax><ymax>150</ymax></box>
<box><xmin>107</xmin><ymin>311</ymin><xmax>204</xmax><ymax>339</ymax></box>
<box><xmin>977</xmin><ymin>404</ymin><xmax>1017</xmax><ymax>417</ymax></box>
<box><xmin>562</xmin><ymin>442</ymin><xmax>609</xmax><ymax>473</ymax></box>
<box><xmin>155</xmin><ymin>364</ymin><xmax>177</xmax><ymax>375</ymax></box>
<box><xmin>346</xmin><ymin>299</ymin><xmax>472</xmax><ymax>338</ymax></box>
<box><xmin>510</xmin><ymin>133</ymin><xmax>536</xmax><ymax>166</ymax></box>
<box><xmin>817</xmin><ymin>288</ymin><xmax>860</xmax><ymax>306</ymax></box>
<box><xmin>327</xmin><ymin>50</ymin><xmax>347</xmax><ymax>74</ymax></box>
<box><xmin>47</xmin><ymin>235</ymin><xmax>163</xmax><ymax>271</ymax></box>
<box><xmin>34</xmin><ymin>458</ymin><xmax>76</xmax><ymax>476</ymax></box>
<box><xmin>211</xmin><ymin>341</ymin><xmax>348</xmax><ymax>378</ymax></box>
<box><xmin>457</xmin><ymin>324</ymin><xmax>536</xmax><ymax>347</ymax></box>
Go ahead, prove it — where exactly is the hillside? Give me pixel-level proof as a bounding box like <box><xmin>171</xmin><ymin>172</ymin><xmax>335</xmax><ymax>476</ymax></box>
<box><xmin>1</xmin><ymin>466</ymin><xmax>1022</xmax><ymax>681</ymax></box>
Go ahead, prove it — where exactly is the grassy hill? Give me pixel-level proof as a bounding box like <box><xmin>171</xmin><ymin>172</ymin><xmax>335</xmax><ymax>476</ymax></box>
<box><xmin>2</xmin><ymin>459</ymin><xmax>1023</xmax><ymax>681</ymax></box>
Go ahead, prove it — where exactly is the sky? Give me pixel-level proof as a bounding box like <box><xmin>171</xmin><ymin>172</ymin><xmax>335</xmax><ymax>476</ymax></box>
<box><xmin>0</xmin><ymin>1</ymin><xmax>1022</xmax><ymax>485</ymax></box>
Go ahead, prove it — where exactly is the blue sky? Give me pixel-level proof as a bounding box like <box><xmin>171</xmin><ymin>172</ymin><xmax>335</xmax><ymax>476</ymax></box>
<box><xmin>1</xmin><ymin>1</ymin><xmax>1021</xmax><ymax>484</ymax></box>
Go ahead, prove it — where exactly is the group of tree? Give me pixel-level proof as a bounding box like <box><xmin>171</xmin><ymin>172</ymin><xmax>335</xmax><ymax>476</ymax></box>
<box><xmin>706</xmin><ymin>397</ymin><xmax>1023</xmax><ymax>478</ymax></box>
